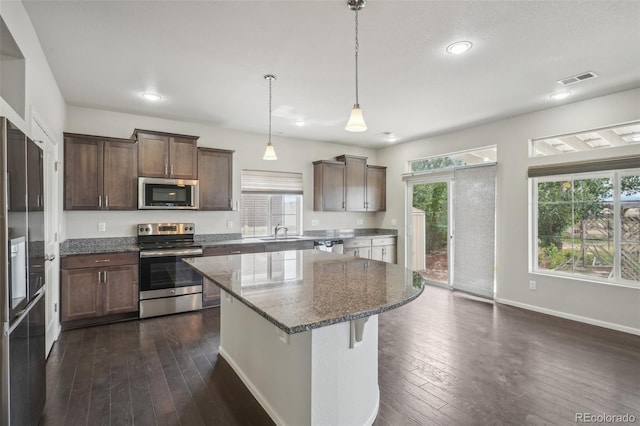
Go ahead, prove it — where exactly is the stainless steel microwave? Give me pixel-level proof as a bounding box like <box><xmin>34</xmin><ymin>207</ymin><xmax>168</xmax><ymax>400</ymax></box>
<box><xmin>138</xmin><ymin>177</ymin><xmax>199</xmax><ymax>210</ymax></box>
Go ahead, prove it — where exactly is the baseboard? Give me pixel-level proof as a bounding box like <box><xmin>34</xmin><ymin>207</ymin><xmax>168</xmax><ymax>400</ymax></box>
<box><xmin>218</xmin><ymin>346</ymin><xmax>285</xmax><ymax>425</ymax></box>
<box><xmin>495</xmin><ymin>298</ymin><xmax>640</xmax><ymax>336</ymax></box>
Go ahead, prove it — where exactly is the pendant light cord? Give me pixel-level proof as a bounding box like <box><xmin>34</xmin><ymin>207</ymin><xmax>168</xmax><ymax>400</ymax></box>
<box><xmin>354</xmin><ymin>8</ymin><xmax>360</xmax><ymax>106</ymax></box>
<box><xmin>268</xmin><ymin>77</ymin><xmax>272</xmax><ymax>144</ymax></box>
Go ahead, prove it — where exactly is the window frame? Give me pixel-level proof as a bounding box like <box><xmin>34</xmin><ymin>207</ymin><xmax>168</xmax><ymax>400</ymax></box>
<box><xmin>531</xmin><ymin>168</ymin><xmax>640</xmax><ymax>288</ymax></box>
<box><xmin>241</xmin><ymin>193</ymin><xmax>303</xmax><ymax>238</ymax></box>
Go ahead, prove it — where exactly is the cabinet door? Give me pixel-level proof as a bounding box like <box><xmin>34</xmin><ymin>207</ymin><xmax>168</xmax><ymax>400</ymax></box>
<box><xmin>343</xmin><ymin>157</ymin><xmax>367</xmax><ymax>211</ymax></box>
<box><xmin>104</xmin><ymin>141</ymin><xmax>138</xmax><ymax>210</ymax></box>
<box><xmin>169</xmin><ymin>137</ymin><xmax>198</xmax><ymax>179</ymax></box>
<box><xmin>102</xmin><ymin>265</ymin><xmax>139</xmax><ymax>316</ymax></box>
<box><xmin>61</xmin><ymin>268</ymin><xmax>101</xmax><ymax>321</ymax></box>
<box><xmin>366</xmin><ymin>166</ymin><xmax>386</xmax><ymax>212</ymax></box>
<box><xmin>198</xmin><ymin>148</ymin><xmax>233</xmax><ymax>210</ymax></box>
<box><xmin>203</xmin><ymin>278</ymin><xmax>221</xmax><ymax>307</ymax></box>
<box><xmin>138</xmin><ymin>132</ymin><xmax>169</xmax><ymax>177</ymax></box>
<box><xmin>314</xmin><ymin>162</ymin><xmax>345</xmax><ymax>211</ymax></box>
<box><xmin>370</xmin><ymin>246</ymin><xmax>384</xmax><ymax>262</ymax></box>
<box><xmin>371</xmin><ymin>245</ymin><xmax>396</xmax><ymax>264</ymax></box>
<box><xmin>64</xmin><ymin>137</ymin><xmax>103</xmax><ymax>210</ymax></box>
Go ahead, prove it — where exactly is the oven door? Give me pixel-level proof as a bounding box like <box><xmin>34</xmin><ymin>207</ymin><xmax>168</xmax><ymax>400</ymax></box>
<box><xmin>139</xmin><ymin>248</ymin><xmax>203</xmax><ymax>297</ymax></box>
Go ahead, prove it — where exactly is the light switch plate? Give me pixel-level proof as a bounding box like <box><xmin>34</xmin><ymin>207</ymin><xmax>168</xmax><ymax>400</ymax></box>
<box><xmin>356</xmin><ymin>219</ymin><xmax>363</xmax><ymax>225</ymax></box>
<box><xmin>98</xmin><ymin>222</ymin><xmax>106</xmax><ymax>232</ymax></box>
<box><xmin>227</xmin><ymin>221</ymin><xmax>233</xmax><ymax>229</ymax></box>
<box><xmin>391</xmin><ymin>218</ymin><xmax>397</xmax><ymax>226</ymax></box>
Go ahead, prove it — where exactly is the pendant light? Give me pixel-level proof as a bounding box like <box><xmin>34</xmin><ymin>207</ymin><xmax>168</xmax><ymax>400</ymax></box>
<box><xmin>263</xmin><ymin>74</ymin><xmax>278</xmax><ymax>160</ymax></box>
<box><xmin>345</xmin><ymin>0</ymin><xmax>367</xmax><ymax>132</ymax></box>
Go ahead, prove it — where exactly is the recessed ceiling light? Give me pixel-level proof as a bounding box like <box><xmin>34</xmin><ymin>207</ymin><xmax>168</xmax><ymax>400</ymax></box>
<box><xmin>379</xmin><ymin>132</ymin><xmax>398</xmax><ymax>143</ymax></box>
<box><xmin>294</xmin><ymin>120</ymin><xmax>307</xmax><ymax>127</ymax></box>
<box><xmin>549</xmin><ymin>91</ymin><xmax>572</xmax><ymax>100</ymax></box>
<box><xmin>141</xmin><ymin>92</ymin><xmax>162</xmax><ymax>101</ymax></box>
<box><xmin>446</xmin><ymin>41</ymin><xmax>473</xmax><ymax>55</ymax></box>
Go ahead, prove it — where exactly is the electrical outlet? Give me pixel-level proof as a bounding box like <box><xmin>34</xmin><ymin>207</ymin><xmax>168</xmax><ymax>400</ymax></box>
<box><xmin>227</xmin><ymin>220</ymin><xmax>233</xmax><ymax>229</ymax></box>
<box><xmin>311</xmin><ymin>219</ymin><xmax>319</xmax><ymax>226</ymax></box>
<box><xmin>391</xmin><ymin>218</ymin><xmax>397</xmax><ymax>226</ymax></box>
<box><xmin>356</xmin><ymin>219</ymin><xmax>363</xmax><ymax>225</ymax></box>
<box><xmin>529</xmin><ymin>280</ymin><xmax>536</xmax><ymax>290</ymax></box>
<box><xmin>98</xmin><ymin>222</ymin><xmax>106</xmax><ymax>232</ymax></box>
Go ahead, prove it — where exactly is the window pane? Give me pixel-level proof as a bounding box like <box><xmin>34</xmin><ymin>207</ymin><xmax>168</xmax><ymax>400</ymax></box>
<box><xmin>537</xmin><ymin>178</ymin><xmax>574</xmax><ymax>271</ymax></box>
<box><xmin>620</xmin><ymin>174</ymin><xmax>640</xmax><ymax>281</ymax></box>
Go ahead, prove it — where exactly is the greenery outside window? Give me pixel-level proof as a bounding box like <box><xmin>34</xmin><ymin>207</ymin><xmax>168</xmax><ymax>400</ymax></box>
<box><xmin>534</xmin><ymin>170</ymin><xmax>640</xmax><ymax>285</ymax></box>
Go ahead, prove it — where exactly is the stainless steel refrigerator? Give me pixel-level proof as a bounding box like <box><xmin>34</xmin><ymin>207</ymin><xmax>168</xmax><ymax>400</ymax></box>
<box><xmin>1</xmin><ymin>117</ymin><xmax>46</xmax><ymax>426</ymax></box>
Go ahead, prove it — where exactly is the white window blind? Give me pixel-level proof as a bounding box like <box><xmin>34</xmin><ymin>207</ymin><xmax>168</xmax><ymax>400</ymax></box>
<box><xmin>241</xmin><ymin>170</ymin><xmax>303</xmax><ymax>194</ymax></box>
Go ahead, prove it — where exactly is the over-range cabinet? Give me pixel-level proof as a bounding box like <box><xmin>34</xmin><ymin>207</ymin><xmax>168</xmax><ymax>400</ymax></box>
<box><xmin>1</xmin><ymin>118</ymin><xmax>46</xmax><ymax>426</ymax></box>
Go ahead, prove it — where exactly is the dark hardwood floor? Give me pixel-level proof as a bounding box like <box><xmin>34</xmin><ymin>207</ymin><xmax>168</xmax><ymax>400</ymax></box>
<box><xmin>43</xmin><ymin>285</ymin><xmax>640</xmax><ymax>425</ymax></box>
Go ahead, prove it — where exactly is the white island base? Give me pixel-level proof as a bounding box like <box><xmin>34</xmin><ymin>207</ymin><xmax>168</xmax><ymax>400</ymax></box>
<box><xmin>218</xmin><ymin>291</ymin><xmax>379</xmax><ymax>426</ymax></box>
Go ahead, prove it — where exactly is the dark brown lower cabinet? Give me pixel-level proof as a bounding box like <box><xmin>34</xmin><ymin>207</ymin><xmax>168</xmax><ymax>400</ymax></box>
<box><xmin>61</xmin><ymin>252</ymin><xmax>138</xmax><ymax>328</ymax></box>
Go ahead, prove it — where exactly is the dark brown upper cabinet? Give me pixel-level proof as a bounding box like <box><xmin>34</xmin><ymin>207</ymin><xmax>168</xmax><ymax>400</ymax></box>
<box><xmin>134</xmin><ymin>129</ymin><xmax>198</xmax><ymax>179</ymax></box>
<box><xmin>197</xmin><ymin>147</ymin><xmax>234</xmax><ymax>210</ymax></box>
<box><xmin>366</xmin><ymin>165</ymin><xmax>386</xmax><ymax>212</ymax></box>
<box><xmin>313</xmin><ymin>155</ymin><xmax>386</xmax><ymax>212</ymax></box>
<box><xmin>337</xmin><ymin>155</ymin><xmax>367</xmax><ymax>212</ymax></box>
<box><xmin>313</xmin><ymin>160</ymin><xmax>346</xmax><ymax>211</ymax></box>
<box><xmin>64</xmin><ymin>133</ymin><xmax>138</xmax><ymax>210</ymax></box>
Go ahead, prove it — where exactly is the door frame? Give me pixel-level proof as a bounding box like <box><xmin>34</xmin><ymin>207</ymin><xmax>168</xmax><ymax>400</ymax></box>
<box><xmin>31</xmin><ymin>110</ymin><xmax>61</xmax><ymax>356</ymax></box>
<box><xmin>405</xmin><ymin>171</ymin><xmax>454</xmax><ymax>288</ymax></box>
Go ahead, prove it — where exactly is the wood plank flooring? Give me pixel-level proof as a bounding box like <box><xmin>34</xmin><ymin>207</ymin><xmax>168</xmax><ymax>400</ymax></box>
<box><xmin>42</xmin><ymin>285</ymin><xmax>640</xmax><ymax>425</ymax></box>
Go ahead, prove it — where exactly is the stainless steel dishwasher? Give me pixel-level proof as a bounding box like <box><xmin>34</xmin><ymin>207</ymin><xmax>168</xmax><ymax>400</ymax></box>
<box><xmin>313</xmin><ymin>239</ymin><xmax>344</xmax><ymax>254</ymax></box>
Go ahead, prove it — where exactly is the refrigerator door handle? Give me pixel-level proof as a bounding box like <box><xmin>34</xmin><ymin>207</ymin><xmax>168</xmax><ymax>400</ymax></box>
<box><xmin>6</xmin><ymin>289</ymin><xmax>45</xmax><ymax>335</ymax></box>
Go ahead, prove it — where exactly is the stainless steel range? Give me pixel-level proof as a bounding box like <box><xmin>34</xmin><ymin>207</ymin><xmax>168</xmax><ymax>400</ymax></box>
<box><xmin>138</xmin><ymin>223</ymin><xmax>203</xmax><ymax>319</ymax></box>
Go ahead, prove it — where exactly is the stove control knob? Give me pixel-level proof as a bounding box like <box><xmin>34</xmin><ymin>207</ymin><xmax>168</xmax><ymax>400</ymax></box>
<box><xmin>139</xmin><ymin>227</ymin><xmax>144</xmax><ymax>232</ymax></box>
<box><xmin>146</xmin><ymin>227</ymin><xmax>150</xmax><ymax>232</ymax></box>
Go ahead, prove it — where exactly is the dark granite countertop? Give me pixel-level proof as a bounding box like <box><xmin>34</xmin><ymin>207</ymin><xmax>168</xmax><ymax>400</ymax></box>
<box><xmin>185</xmin><ymin>250</ymin><xmax>424</xmax><ymax>334</ymax></box>
<box><xmin>60</xmin><ymin>237</ymin><xmax>139</xmax><ymax>256</ymax></box>
<box><xmin>60</xmin><ymin>229</ymin><xmax>398</xmax><ymax>255</ymax></box>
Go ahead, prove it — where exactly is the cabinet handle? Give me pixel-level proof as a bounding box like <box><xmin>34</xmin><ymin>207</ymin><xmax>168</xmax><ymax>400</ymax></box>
<box><xmin>98</xmin><ymin>195</ymin><xmax>102</xmax><ymax>207</ymax></box>
<box><xmin>230</xmin><ymin>251</ymin><xmax>241</xmax><ymax>254</ymax></box>
<box><xmin>97</xmin><ymin>271</ymin><xmax>102</xmax><ymax>283</ymax></box>
<box><xmin>229</xmin><ymin>199</ymin><xmax>233</xmax><ymax>208</ymax></box>
<box><xmin>103</xmin><ymin>271</ymin><xmax>108</xmax><ymax>283</ymax></box>
<box><xmin>355</xmin><ymin>249</ymin><xmax>359</xmax><ymax>257</ymax></box>
<box><xmin>342</xmin><ymin>201</ymin><xmax>345</xmax><ymax>209</ymax></box>
<box><xmin>165</xmin><ymin>161</ymin><xmax>169</xmax><ymax>176</ymax></box>
<box><xmin>94</xmin><ymin>259</ymin><xmax>111</xmax><ymax>263</ymax></box>
<box><xmin>171</xmin><ymin>164</ymin><xmax>174</xmax><ymax>176</ymax></box>
<box><xmin>105</xmin><ymin>195</ymin><xmax>109</xmax><ymax>208</ymax></box>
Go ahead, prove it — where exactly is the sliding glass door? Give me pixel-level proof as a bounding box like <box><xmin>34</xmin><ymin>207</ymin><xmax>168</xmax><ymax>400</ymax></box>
<box><xmin>409</xmin><ymin>178</ymin><xmax>452</xmax><ymax>286</ymax></box>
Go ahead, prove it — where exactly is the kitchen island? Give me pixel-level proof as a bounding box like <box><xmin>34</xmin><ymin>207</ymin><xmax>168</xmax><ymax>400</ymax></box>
<box><xmin>185</xmin><ymin>250</ymin><xmax>425</xmax><ymax>426</ymax></box>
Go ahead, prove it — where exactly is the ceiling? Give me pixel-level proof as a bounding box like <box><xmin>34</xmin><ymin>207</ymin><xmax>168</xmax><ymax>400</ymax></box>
<box><xmin>23</xmin><ymin>0</ymin><xmax>640</xmax><ymax>148</ymax></box>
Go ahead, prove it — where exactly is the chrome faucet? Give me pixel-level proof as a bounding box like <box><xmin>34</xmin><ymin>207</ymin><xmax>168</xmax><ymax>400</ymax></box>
<box><xmin>274</xmin><ymin>224</ymin><xmax>288</xmax><ymax>240</ymax></box>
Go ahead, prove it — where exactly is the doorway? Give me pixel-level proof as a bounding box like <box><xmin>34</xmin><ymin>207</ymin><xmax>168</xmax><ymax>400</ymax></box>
<box><xmin>410</xmin><ymin>180</ymin><xmax>452</xmax><ymax>286</ymax></box>
<box><xmin>32</xmin><ymin>113</ymin><xmax>60</xmax><ymax>355</ymax></box>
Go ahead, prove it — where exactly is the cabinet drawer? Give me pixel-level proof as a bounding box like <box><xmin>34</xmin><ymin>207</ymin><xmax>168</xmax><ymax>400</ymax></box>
<box><xmin>265</xmin><ymin>240</ymin><xmax>314</xmax><ymax>252</ymax></box>
<box><xmin>61</xmin><ymin>252</ymin><xmax>139</xmax><ymax>269</ymax></box>
<box><xmin>343</xmin><ymin>238</ymin><xmax>371</xmax><ymax>249</ymax></box>
<box><xmin>371</xmin><ymin>237</ymin><xmax>396</xmax><ymax>247</ymax></box>
<box><xmin>204</xmin><ymin>244</ymin><xmax>265</xmax><ymax>256</ymax></box>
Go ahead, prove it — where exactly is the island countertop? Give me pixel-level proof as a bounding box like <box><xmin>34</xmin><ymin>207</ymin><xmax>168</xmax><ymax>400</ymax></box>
<box><xmin>185</xmin><ymin>250</ymin><xmax>425</xmax><ymax>334</ymax></box>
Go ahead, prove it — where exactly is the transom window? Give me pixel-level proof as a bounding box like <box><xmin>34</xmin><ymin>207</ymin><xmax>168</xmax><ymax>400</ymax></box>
<box><xmin>241</xmin><ymin>170</ymin><xmax>303</xmax><ymax>237</ymax></box>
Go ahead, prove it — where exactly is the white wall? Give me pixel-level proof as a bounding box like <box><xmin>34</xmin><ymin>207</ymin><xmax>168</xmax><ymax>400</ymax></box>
<box><xmin>378</xmin><ymin>88</ymin><xmax>640</xmax><ymax>333</ymax></box>
<box><xmin>64</xmin><ymin>106</ymin><xmax>381</xmax><ymax>238</ymax></box>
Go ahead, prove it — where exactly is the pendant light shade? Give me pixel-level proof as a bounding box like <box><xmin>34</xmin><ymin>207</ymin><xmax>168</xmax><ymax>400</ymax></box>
<box><xmin>345</xmin><ymin>0</ymin><xmax>367</xmax><ymax>132</ymax></box>
<box><xmin>346</xmin><ymin>105</ymin><xmax>367</xmax><ymax>132</ymax></box>
<box><xmin>263</xmin><ymin>74</ymin><xmax>277</xmax><ymax>160</ymax></box>
<box><xmin>263</xmin><ymin>141</ymin><xmax>277</xmax><ymax>160</ymax></box>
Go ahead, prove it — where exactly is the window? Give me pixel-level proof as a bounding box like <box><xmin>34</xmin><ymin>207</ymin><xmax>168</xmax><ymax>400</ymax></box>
<box><xmin>531</xmin><ymin>120</ymin><xmax>640</xmax><ymax>157</ymax></box>
<box><xmin>408</xmin><ymin>146</ymin><xmax>496</xmax><ymax>172</ymax></box>
<box><xmin>533</xmin><ymin>170</ymin><xmax>640</xmax><ymax>285</ymax></box>
<box><xmin>241</xmin><ymin>170</ymin><xmax>303</xmax><ymax>237</ymax></box>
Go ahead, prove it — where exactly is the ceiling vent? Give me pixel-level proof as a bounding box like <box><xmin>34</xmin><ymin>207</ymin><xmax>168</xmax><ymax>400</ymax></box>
<box><xmin>557</xmin><ymin>71</ymin><xmax>599</xmax><ymax>86</ymax></box>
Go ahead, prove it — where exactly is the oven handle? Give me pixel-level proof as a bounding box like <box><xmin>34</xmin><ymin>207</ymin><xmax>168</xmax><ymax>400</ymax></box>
<box><xmin>140</xmin><ymin>248</ymin><xmax>203</xmax><ymax>258</ymax></box>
